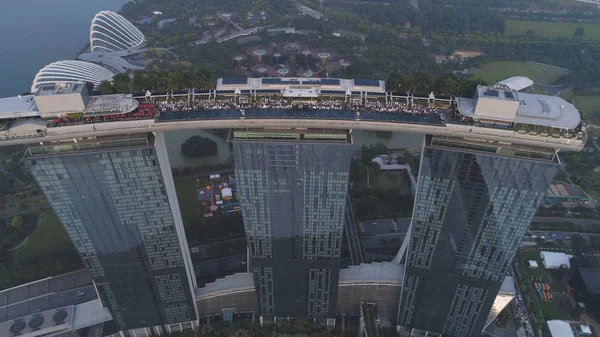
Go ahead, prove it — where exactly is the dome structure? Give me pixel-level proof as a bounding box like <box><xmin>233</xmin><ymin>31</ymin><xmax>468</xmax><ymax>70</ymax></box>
<box><xmin>32</xmin><ymin>60</ymin><xmax>114</xmax><ymax>92</ymax></box>
<box><xmin>496</xmin><ymin>76</ymin><xmax>534</xmax><ymax>92</ymax></box>
<box><xmin>90</xmin><ymin>11</ymin><xmax>145</xmax><ymax>52</ymax></box>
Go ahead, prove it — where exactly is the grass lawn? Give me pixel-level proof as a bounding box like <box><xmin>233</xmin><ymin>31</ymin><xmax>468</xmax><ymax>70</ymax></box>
<box><xmin>539</xmin><ymin>296</ymin><xmax>571</xmax><ymax>320</ymax></box>
<box><xmin>12</xmin><ymin>210</ymin><xmax>75</xmax><ymax>262</ymax></box>
<box><xmin>505</xmin><ymin>19</ymin><xmax>600</xmax><ymax>40</ymax></box>
<box><xmin>573</xmin><ymin>96</ymin><xmax>600</xmax><ymax>124</ymax></box>
<box><xmin>470</xmin><ymin>61</ymin><xmax>565</xmax><ymax>85</ymax></box>
<box><xmin>519</xmin><ymin>250</ymin><xmax>567</xmax><ymax>290</ymax></box>
<box><xmin>519</xmin><ymin>251</ymin><xmax>548</xmax><ymax>277</ymax></box>
<box><xmin>585</xmin><ymin>188</ymin><xmax>600</xmax><ymax>203</ymax></box>
<box><xmin>371</xmin><ymin>171</ymin><xmax>399</xmax><ymax>192</ymax></box>
<box><xmin>174</xmin><ymin>177</ymin><xmax>200</xmax><ymax>227</ymax></box>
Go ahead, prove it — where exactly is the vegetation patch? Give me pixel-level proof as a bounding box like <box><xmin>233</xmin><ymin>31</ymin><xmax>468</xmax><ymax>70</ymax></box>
<box><xmin>505</xmin><ymin>19</ymin><xmax>600</xmax><ymax>40</ymax></box>
<box><xmin>573</xmin><ymin>96</ymin><xmax>600</xmax><ymax>124</ymax></box>
<box><xmin>181</xmin><ymin>136</ymin><xmax>218</xmax><ymax>158</ymax></box>
<box><xmin>175</xmin><ymin>177</ymin><xmax>201</xmax><ymax>227</ymax></box>
<box><xmin>12</xmin><ymin>211</ymin><xmax>74</xmax><ymax>262</ymax></box>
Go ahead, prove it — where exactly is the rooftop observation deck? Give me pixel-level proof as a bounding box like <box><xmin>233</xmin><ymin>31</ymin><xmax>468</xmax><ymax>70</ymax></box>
<box><xmin>0</xmin><ymin>78</ymin><xmax>586</xmax><ymax>151</ymax></box>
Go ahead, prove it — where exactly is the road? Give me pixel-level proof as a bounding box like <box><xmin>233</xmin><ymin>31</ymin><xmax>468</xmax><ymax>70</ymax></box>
<box><xmin>510</xmin><ymin>266</ymin><xmax>535</xmax><ymax>337</ymax></box>
<box><xmin>360</xmin><ymin>217</ymin><xmax>411</xmax><ymax>236</ymax></box>
<box><xmin>529</xmin><ymin>230</ymin><xmax>600</xmax><ymax>244</ymax></box>
<box><xmin>533</xmin><ymin>217</ymin><xmax>600</xmax><ymax>228</ymax></box>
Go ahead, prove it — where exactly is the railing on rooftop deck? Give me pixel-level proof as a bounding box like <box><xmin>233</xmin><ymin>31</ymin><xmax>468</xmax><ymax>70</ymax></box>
<box><xmin>26</xmin><ymin>136</ymin><xmax>151</xmax><ymax>156</ymax></box>
<box><xmin>155</xmin><ymin>107</ymin><xmax>445</xmax><ymax>126</ymax></box>
<box><xmin>430</xmin><ymin>137</ymin><xmax>558</xmax><ymax>162</ymax></box>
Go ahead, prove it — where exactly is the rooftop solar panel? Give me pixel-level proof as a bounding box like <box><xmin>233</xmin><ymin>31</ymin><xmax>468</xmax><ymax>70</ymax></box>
<box><xmin>222</xmin><ymin>77</ymin><xmax>248</xmax><ymax>85</ymax></box>
<box><xmin>354</xmin><ymin>79</ymin><xmax>380</xmax><ymax>87</ymax></box>
<box><xmin>320</xmin><ymin>79</ymin><xmax>340</xmax><ymax>85</ymax></box>
<box><xmin>320</xmin><ymin>90</ymin><xmax>346</xmax><ymax>95</ymax></box>
<box><xmin>262</xmin><ymin>78</ymin><xmax>283</xmax><ymax>84</ymax></box>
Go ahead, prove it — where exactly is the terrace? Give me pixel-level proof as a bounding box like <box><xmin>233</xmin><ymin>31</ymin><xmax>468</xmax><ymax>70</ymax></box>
<box><xmin>24</xmin><ymin>133</ymin><xmax>152</xmax><ymax>157</ymax></box>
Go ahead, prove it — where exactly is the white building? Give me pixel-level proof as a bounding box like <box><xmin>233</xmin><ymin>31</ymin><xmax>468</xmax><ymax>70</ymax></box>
<box><xmin>547</xmin><ymin>320</ymin><xmax>574</xmax><ymax>337</ymax></box>
<box><xmin>540</xmin><ymin>251</ymin><xmax>571</xmax><ymax>269</ymax></box>
<box><xmin>496</xmin><ymin>76</ymin><xmax>534</xmax><ymax>92</ymax></box>
<box><xmin>90</xmin><ymin>11</ymin><xmax>146</xmax><ymax>52</ymax></box>
<box><xmin>31</xmin><ymin>60</ymin><xmax>114</xmax><ymax>92</ymax></box>
<box><xmin>529</xmin><ymin>260</ymin><xmax>539</xmax><ymax>268</ymax></box>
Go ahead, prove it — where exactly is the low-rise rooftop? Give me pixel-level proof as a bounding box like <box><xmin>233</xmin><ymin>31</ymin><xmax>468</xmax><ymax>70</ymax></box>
<box><xmin>195</xmin><ymin>273</ymin><xmax>255</xmax><ymax>298</ymax></box>
<box><xmin>457</xmin><ymin>85</ymin><xmax>580</xmax><ymax>129</ymax></box>
<box><xmin>217</xmin><ymin>77</ymin><xmax>386</xmax><ymax>94</ymax></box>
<box><xmin>0</xmin><ymin>95</ymin><xmax>38</xmax><ymax>119</ymax></box>
<box><xmin>578</xmin><ymin>267</ymin><xmax>600</xmax><ymax>294</ymax></box>
<box><xmin>84</xmin><ymin>94</ymin><xmax>139</xmax><ymax>115</ymax></box>
<box><xmin>35</xmin><ymin>82</ymin><xmax>84</xmax><ymax>96</ymax></box>
<box><xmin>338</xmin><ymin>262</ymin><xmax>403</xmax><ymax>283</ymax></box>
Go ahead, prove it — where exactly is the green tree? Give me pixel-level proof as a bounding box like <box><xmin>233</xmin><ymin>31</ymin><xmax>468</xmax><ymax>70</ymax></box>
<box><xmin>571</xmin><ymin>234</ymin><xmax>586</xmax><ymax>251</ymax></box>
<box><xmin>112</xmin><ymin>73</ymin><xmax>131</xmax><ymax>93</ymax></box>
<box><xmin>85</xmin><ymin>82</ymin><xmax>95</xmax><ymax>93</ymax></box>
<box><xmin>10</xmin><ymin>216</ymin><xmax>23</xmax><ymax>229</ymax></box>
<box><xmin>181</xmin><ymin>136</ymin><xmax>218</xmax><ymax>158</ymax></box>
<box><xmin>98</xmin><ymin>81</ymin><xmax>116</xmax><ymax>95</ymax></box>
<box><xmin>590</xmin><ymin>235</ymin><xmax>600</xmax><ymax>251</ymax></box>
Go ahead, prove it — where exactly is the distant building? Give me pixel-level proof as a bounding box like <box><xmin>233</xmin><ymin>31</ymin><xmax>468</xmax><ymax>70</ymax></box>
<box><xmin>267</xmin><ymin>27</ymin><xmax>297</xmax><ymax>35</ymax></box>
<box><xmin>540</xmin><ymin>251</ymin><xmax>571</xmax><ymax>269</ymax></box>
<box><xmin>569</xmin><ymin>267</ymin><xmax>600</xmax><ymax>319</ymax></box>
<box><xmin>547</xmin><ymin>320</ymin><xmax>590</xmax><ymax>337</ymax></box>
<box><xmin>547</xmin><ymin>320</ymin><xmax>574</xmax><ymax>337</ymax></box>
<box><xmin>546</xmin><ymin>183</ymin><xmax>592</xmax><ymax>204</ymax></box>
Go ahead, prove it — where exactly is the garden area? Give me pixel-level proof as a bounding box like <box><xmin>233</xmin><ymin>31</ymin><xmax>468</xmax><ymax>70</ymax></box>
<box><xmin>505</xmin><ymin>19</ymin><xmax>600</xmax><ymax>40</ymax></box>
<box><xmin>516</xmin><ymin>248</ymin><xmax>573</xmax><ymax>331</ymax></box>
<box><xmin>0</xmin><ymin>210</ymin><xmax>82</xmax><ymax>291</ymax></box>
<box><xmin>174</xmin><ymin>176</ymin><xmax>245</xmax><ymax>246</ymax></box>
<box><xmin>350</xmin><ymin>144</ymin><xmax>416</xmax><ymax>221</ymax></box>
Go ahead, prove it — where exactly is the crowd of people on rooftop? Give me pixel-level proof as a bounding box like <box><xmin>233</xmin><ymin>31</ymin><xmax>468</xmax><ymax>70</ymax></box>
<box><xmin>155</xmin><ymin>97</ymin><xmax>449</xmax><ymax>121</ymax></box>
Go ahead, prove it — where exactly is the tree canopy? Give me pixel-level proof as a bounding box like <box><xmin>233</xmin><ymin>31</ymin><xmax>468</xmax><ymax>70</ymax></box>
<box><xmin>181</xmin><ymin>136</ymin><xmax>218</xmax><ymax>158</ymax></box>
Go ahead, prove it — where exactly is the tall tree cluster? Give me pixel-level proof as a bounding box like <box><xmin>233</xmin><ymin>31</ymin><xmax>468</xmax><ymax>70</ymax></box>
<box><xmin>99</xmin><ymin>69</ymin><xmax>213</xmax><ymax>95</ymax></box>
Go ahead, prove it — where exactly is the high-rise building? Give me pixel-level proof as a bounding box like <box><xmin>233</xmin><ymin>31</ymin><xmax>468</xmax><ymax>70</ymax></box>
<box><xmin>398</xmin><ymin>135</ymin><xmax>559</xmax><ymax>337</ymax></box>
<box><xmin>23</xmin><ymin>133</ymin><xmax>198</xmax><ymax>336</ymax></box>
<box><xmin>230</xmin><ymin>128</ymin><xmax>352</xmax><ymax>324</ymax></box>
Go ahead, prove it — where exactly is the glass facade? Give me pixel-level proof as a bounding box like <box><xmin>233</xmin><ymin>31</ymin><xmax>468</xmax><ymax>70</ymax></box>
<box><xmin>23</xmin><ymin>133</ymin><xmax>197</xmax><ymax>332</ymax></box>
<box><xmin>231</xmin><ymin>129</ymin><xmax>352</xmax><ymax>319</ymax></box>
<box><xmin>399</xmin><ymin>136</ymin><xmax>559</xmax><ymax>337</ymax></box>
